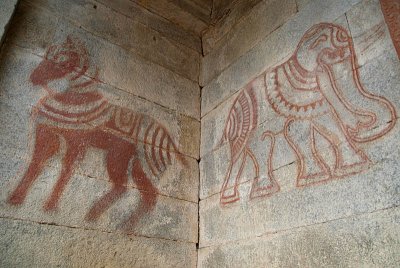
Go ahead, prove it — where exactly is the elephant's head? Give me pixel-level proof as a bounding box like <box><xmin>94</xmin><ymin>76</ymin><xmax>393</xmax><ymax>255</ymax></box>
<box><xmin>291</xmin><ymin>23</ymin><xmax>396</xmax><ymax>142</ymax></box>
<box><xmin>295</xmin><ymin>23</ymin><xmax>351</xmax><ymax>72</ymax></box>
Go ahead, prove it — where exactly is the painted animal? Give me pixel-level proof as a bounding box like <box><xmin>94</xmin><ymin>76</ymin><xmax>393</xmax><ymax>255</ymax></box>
<box><xmin>7</xmin><ymin>37</ymin><xmax>186</xmax><ymax>229</ymax></box>
<box><xmin>219</xmin><ymin>23</ymin><xmax>396</xmax><ymax>205</ymax></box>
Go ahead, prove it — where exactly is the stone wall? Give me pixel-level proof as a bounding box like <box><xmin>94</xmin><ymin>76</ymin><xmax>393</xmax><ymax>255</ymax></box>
<box><xmin>199</xmin><ymin>0</ymin><xmax>400</xmax><ymax>267</ymax></box>
<box><xmin>0</xmin><ymin>0</ymin><xmax>200</xmax><ymax>267</ymax></box>
<box><xmin>1</xmin><ymin>0</ymin><xmax>400</xmax><ymax>266</ymax></box>
<box><xmin>0</xmin><ymin>0</ymin><xmax>19</xmax><ymax>47</ymax></box>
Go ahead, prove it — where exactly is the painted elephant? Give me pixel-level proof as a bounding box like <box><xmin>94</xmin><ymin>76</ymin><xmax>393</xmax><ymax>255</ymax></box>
<box><xmin>218</xmin><ymin>23</ymin><xmax>397</xmax><ymax>205</ymax></box>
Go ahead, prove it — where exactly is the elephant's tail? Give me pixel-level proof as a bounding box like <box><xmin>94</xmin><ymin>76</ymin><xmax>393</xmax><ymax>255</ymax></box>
<box><xmin>217</xmin><ymin>86</ymin><xmax>258</xmax><ymax>161</ymax></box>
<box><xmin>261</xmin><ymin>131</ymin><xmax>277</xmax><ymax>183</ymax></box>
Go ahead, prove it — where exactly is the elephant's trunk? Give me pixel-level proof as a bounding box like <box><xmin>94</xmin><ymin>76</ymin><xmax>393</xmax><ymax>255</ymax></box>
<box><xmin>317</xmin><ymin>50</ymin><xmax>396</xmax><ymax>143</ymax></box>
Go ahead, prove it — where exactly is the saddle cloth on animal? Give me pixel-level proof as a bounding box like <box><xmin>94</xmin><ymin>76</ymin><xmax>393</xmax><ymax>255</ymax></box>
<box><xmin>36</xmin><ymin>88</ymin><xmax>183</xmax><ymax>177</ymax></box>
<box><xmin>265</xmin><ymin>57</ymin><xmax>330</xmax><ymax>119</ymax></box>
<box><xmin>36</xmin><ymin>89</ymin><xmax>145</xmax><ymax>141</ymax></box>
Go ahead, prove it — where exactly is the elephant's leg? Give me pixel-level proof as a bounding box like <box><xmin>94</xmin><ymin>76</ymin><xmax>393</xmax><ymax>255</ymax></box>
<box><xmin>285</xmin><ymin>118</ymin><xmax>331</xmax><ymax>187</ymax></box>
<box><xmin>313</xmin><ymin>113</ymin><xmax>370</xmax><ymax>178</ymax></box>
<box><xmin>220</xmin><ymin>150</ymin><xmax>246</xmax><ymax>205</ymax></box>
<box><xmin>8</xmin><ymin>125</ymin><xmax>60</xmax><ymax>205</ymax></box>
<box><xmin>247</xmin><ymin>131</ymin><xmax>280</xmax><ymax>200</ymax></box>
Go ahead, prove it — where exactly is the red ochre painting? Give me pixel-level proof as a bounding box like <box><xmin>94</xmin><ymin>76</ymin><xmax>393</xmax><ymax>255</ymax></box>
<box><xmin>218</xmin><ymin>23</ymin><xmax>397</xmax><ymax>205</ymax></box>
<box><xmin>380</xmin><ymin>0</ymin><xmax>400</xmax><ymax>59</ymax></box>
<box><xmin>7</xmin><ymin>37</ymin><xmax>187</xmax><ymax>230</ymax></box>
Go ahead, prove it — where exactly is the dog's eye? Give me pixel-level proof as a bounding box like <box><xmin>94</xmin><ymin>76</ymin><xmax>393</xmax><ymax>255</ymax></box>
<box><xmin>54</xmin><ymin>53</ymin><xmax>69</xmax><ymax>63</ymax></box>
<box><xmin>58</xmin><ymin>55</ymin><xmax>67</xmax><ymax>62</ymax></box>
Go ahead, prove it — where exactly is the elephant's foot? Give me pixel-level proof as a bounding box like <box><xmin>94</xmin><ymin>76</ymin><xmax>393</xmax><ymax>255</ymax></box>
<box><xmin>296</xmin><ymin>156</ymin><xmax>331</xmax><ymax>187</ymax></box>
<box><xmin>332</xmin><ymin>144</ymin><xmax>371</xmax><ymax>178</ymax></box>
<box><xmin>332</xmin><ymin>158</ymin><xmax>371</xmax><ymax>178</ymax></box>
<box><xmin>250</xmin><ymin>176</ymin><xmax>280</xmax><ymax>200</ymax></box>
<box><xmin>220</xmin><ymin>187</ymin><xmax>240</xmax><ymax>205</ymax></box>
<box><xmin>296</xmin><ymin>171</ymin><xmax>331</xmax><ymax>187</ymax></box>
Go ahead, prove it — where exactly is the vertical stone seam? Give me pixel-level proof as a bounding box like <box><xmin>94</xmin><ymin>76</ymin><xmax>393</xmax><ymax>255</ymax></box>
<box><xmin>0</xmin><ymin>0</ymin><xmax>20</xmax><ymax>55</ymax></box>
<box><xmin>197</xmin><ymin>23</ymin><xmax>205</xmax><ymax>264</ymax></box>
<box><xmin>196</xmin><ymin>71</ymin><xmax>203</xmax><ymax>268</ymax></box>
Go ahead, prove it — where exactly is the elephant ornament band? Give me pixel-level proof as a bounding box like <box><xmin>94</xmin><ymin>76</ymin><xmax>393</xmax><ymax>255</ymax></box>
<box><xmin>218</xmin><ymin>23</ymin><xmax>397</xmax><ymax>206</ymax></box>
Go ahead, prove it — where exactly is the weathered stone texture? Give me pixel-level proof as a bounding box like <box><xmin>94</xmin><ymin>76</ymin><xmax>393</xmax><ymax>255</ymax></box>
<box><xmin>7</xmin><ymin>3</ymin><xmax>201</xmax><ymax>120</ymax></box>
<box><xmin>200</xmin><ymin>3</ymin><xmax>398</xmax><ymax>199</ymax></box>
<box><xmin>1</xmin><ymin>0</ymin><xmax>400</xmax><ymax>266</ymax></box>
<box><xmin>200</xmin><ymin>0</ymin><xmax>297</xmax><ymax>86</ymax></box>
<box><xmin>198</xmin><ymin>206</ymin><xmax>400</xmax><ymax>267</ymax></box>
<box><xmin>24</xmin><ymin>0</ymin><xmax>200</xmax><ymax>82</ymax></box>
<box><xmin>199</xmin><ymin>0</ymin><xmax>400</xmax><ymax>267</ymax></box>
<box><xmin>168</xmin><ymin>0</ymin><xmax>212</xmax><ymax>23</ymax></box>
<box><xmin>0</xmin><ymin>46</ymin><xmax>200</xmax><ymax>159</ymax></box>
<box><xmin>130</xmin><ymin>0</ymin><xmax>209</xmax><ymax>36</ymax></box>
<box><xmin>0</xmin><ymin>0</ymin><xmax>19</xmax><ymax>47</ymax></box>
<box><xmin>200</xmin><ymin>98</ymin><xmax>400</xmax><ymax>244</ymax></box>
<box><xmin>202</xmin><ymin>0</ymin><xmax>263</xmax><ymax>55</ymax></box>
<box><xmin>201</xmin><ymin>0</ymin><xmax>363</xmax><ymax>117</ymax></box>
<box><xmin>1</xmin><ymin>169</ymin><xmax>198</xmax><ymax>242</ymax></box>
<box><xmin>211</xmin><ymin>0</ymin><xmax>234</xmax><ymax>21</ymax></box>
<box><xmin>0</xmin><ymin>0</ymin><xmax>201</xmax><ymax>265</ymax></box>
<box><xmin>95</xmin><ymin>0</ymin><xmax>202</xmax><ymax>52</ymax></box>
<box><xmin>200</xmin><ymin>150</ymin><xmax>400</xmax><ymax>246</ymax></box>
<box><xmin>347</xmin><ymin>0</ymin><xmax>398</xmax><ymax>66</ymax></box>
<box><xmin>0</xmin><ymin>45</ymin><xmax>199</xmax><ymax>243</ymax></box>
<box><xmin>0</xmin><ymin>218</ymin><xmax>197</xmax><ymax>268</ymax></box>
<box><xmin>296</xmin><ymin>0</ymin><xmax>312</xmax><ymax>10</ymax></box>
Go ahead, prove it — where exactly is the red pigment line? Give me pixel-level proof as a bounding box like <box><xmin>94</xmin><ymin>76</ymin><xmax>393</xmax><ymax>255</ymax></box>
<box><xmin>380</xmin><ymin>0</ymin><xmax>400</xmax><ymax>59</ymax></box>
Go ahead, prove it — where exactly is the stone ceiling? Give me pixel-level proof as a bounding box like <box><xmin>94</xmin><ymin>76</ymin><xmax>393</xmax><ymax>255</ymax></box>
<box><xmin>131</xmin><ymin>0</ymin><xmax>213</xmax><ymax>36</ymax></box>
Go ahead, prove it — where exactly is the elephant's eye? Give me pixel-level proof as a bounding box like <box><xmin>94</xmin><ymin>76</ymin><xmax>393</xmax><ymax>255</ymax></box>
<box><xmin>310</xmin><ymin>34</ymin><xmax>328</xmax><ymax>49</ymax></box>
<box><xmin>337</xmin><ymin>30</ymin><xmax>349</xmax><ymax>42</ymax></box>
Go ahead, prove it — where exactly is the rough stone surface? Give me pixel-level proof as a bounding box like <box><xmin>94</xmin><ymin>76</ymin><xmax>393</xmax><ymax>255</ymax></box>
<box><xmin>199</xmin><ymin>0</ymin><xmax>400</xmax><ymax>267</ymax></box>
<box><xmin>202</xmin><ymin>0</ymin><xmax>263</xmax><ymax>55</ymax></box>
<box><xmin>7</xmin><ymin>3</ymin><xmax>201</xmax><ymax>121</ymax></box>
<box><xmin>0</xmin><ymin>0</ymin><xmax>19</xmax><ymax>47</ymax></box>
<box><xmin>200</xmin><ymin>0</ymin><xmax>297</xmax><ymax>86</ymax></box>
<box><xmin>201</xmin><ymin>0</ymin><xmax>363</xmax><ymax>117</ymax></box>
<box><xmin>0</xmin><ymin>0</ymin><xmax>200</xmax><ymax>266</ymax></box>
<box><xmin>0</xmin><ymin>218</ymin><xmax>197</xmax><ymax>268</ymax></box>
<box><xmin>0</xmin><ymin>142</ymin><xmax>199</xmax><ymax>243</ymax></box>
<box><xmin>346</xmin><ymin>0</ymin><xmax>396</xmax><ymax>67</ymax></box>
<box><xmin>25</xmin><ymin>0</ymin><xmax>200</xmax><ymax>82</ymax></box>
<box><xmin>296</xmin><ymin>0</ymin><xmax>312</xmax><ymax>10</ymax></box>
<box><xmin>200</xmin><ymin>35</ymin><xmax>399</xmax><ymax>193</ymax></box>
<box><xmin>1</xmin><ymin>0</ymin><xmax>400</xmax><ymax>266</ymax></box>
<box><xmin>0</xmin><ymin>46</ymin><xmax>200</xmax><ymax>159</ymax></box>
<box><xmin>198</xmin><ymin>206</ymin><xmax>400</xmax><ymax>267</ymax></box>
<box><xmin>0</xmin><ymin>168</ymin><xmax>198</xmax><ymax>242</ymax></box>
<box><xmin>168</xmin><ymin>0</ymin><xmax>212</xmax><ymax>23</ymax></box>
<box><xmin>96</xmin><ymin>0</ymin><xmax>202</xmax><ymax>53</ymax></box>
<box><xmin>0</xmin><ymin>44</ymin><xmax>199</xmax><ymax>243</ymax></box>
<box><xmin>200</xmin><ymin>131</ymin><xmax>400</xmax><ymax>246</ymax></box>
<box><xmin>211</xmin><ymin>0</ymin><xmax>234</xmax><ymax>21</ymax></box>
<box><xmin>130</xmin><ymin>0</ymin><xmax>208</xmax><ymax>36</ymax></box>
